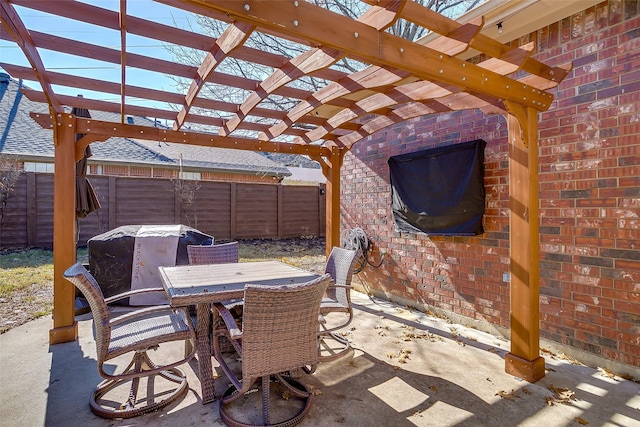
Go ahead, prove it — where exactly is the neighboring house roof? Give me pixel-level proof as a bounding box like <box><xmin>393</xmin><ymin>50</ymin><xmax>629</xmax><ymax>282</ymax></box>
<box><xmin>260</xmin><ymin>152</ymin><xmax>321</xmax><ymax>169</ymax></box>
<box><xmin>0</xmin><ymin>73</ymin><xmax>290</xmax><ymax>177</ymax></box>
<box><xmin>1</xmin><ymin>74</ymin><xmax>55</xmax><ymax>158</ymax></box>
<box><xmin>133</xmin><ymin>139</ymin><xmax>289</xmax><ymax>176</ymax></box>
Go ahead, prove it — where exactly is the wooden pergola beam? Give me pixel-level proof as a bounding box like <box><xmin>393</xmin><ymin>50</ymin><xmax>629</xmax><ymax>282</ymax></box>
<box><xmin>29</xmin><ymin>113</ymin><xmax>331</xmax><ymax>158</ymax></box>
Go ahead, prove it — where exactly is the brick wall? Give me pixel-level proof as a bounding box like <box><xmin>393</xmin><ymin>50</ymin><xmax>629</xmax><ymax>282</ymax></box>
<box><xmin>342</xmin><ymin>0</ymin><xmax>639</xmax><ymax>370</ymax></box>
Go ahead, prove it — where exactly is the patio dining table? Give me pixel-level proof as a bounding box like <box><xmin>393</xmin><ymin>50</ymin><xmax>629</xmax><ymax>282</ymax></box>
<box><xmin>158</xmin><ymin>260</ymin><xmax>319</xmax><ymax>404</ymax></box>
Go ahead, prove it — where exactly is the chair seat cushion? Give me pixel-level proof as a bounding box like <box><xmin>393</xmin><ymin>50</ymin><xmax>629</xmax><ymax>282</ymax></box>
<box><xmin>108</xmin><ymin>311</ymin><xmax>192</xmax><ymax>358</ymax></box>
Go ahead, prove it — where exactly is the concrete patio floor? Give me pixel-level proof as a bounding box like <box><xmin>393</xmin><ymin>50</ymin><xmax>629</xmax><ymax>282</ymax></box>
<box><xmin>1</xmin><ymin>291</ymin><xmax>639</xmax><ymax>427</ymax></box>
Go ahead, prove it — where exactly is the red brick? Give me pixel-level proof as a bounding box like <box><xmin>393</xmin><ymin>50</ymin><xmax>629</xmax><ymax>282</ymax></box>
<box><xmin>614</xmin><ymin>300</ymin><xmax>640</xmax><ymax>313</ymax></box>
<box><xmin>341</xmin><ymin>5</ymin><xmax>640</xmax><ymax>367</ymax></box>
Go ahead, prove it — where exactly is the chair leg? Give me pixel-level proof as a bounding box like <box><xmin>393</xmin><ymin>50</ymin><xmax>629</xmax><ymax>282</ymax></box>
<box><xmin>318</xmin><ymin>329</ymin><xmax>351</xmax><ymax>362</ymax></box>
<box><xmin>262</xmin><ymin>375</ymin><xmax>271</xmax><ymax>425</ymax></box>
<box><xmin>220</xmin><ymin>375</ymin><xmax>313</xmax><ymax>427</ymax></box>
<box><xmin>90</xmin><ymin>351</ymin><xmax>189</xmax><ymax>419</ymax></box>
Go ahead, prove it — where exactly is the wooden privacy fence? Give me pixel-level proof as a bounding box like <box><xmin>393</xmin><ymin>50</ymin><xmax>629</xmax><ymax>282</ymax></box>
<box><xmin>0</xmin><ymin>172</ymin><xmax>326</xmax><ymax>249</ymax></box>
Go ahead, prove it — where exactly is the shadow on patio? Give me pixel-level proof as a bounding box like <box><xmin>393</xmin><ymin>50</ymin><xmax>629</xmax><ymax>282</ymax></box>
<box><xmin>1</xmin><ymin>292</ymin><xmax>638</xmax><ymax>426</ymax></box>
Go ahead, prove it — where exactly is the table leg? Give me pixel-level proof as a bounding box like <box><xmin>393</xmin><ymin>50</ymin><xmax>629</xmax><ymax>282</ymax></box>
<box><xmin>196</xmin><ymin>302</ymin><xmax>215</xmax><ymax>404</ymax></box>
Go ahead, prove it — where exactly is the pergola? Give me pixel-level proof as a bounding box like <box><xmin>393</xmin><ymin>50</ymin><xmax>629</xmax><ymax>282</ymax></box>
<box><xmin>1</xmin><ymin>0</ymin><xmax>570</xmax><ymax>382</ymax></box>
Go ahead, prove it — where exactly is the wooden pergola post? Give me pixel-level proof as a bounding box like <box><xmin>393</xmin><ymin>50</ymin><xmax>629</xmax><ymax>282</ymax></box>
<box><xmin>504</xmin><ymin>104</ymin><xmax>545</xmax><ymax>382</ymax></box>
<box><xmin>49</xmin><ymin>112</ymin><xmax>78</xmax><ymax>345</ymax></box>
<box><xmin>324</xmin><ymin>146</ymin><xmax>343</xmax><ymax>256</ymax></box>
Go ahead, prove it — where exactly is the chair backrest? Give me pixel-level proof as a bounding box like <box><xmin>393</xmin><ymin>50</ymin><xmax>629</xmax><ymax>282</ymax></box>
<box><xmin>240</xmin><ymin>274</ymin><xmax>331</xmax><ymax>379</ymax></box>
<box><xmin>324</xmin><ymin>247</ymin><xmax>359</xmax><ymax>286</ymax></box>
<box><xmin>324</xmin><ymin>247</ymin><xmax>359</xmax><ymax>303</ymax></box>
<box><xmin>187</xmin><ymin>241</ymin><xmax>239</xmax><ymax>265</ymax></box>
<box><xmin>63</xmin><ymin>263</ymin><xmax>111</xmax><ymax>361</ymax></box>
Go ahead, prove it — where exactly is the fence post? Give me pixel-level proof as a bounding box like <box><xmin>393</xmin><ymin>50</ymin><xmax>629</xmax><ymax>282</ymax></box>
<box><xmin>230</xmin><ymin>182</ymin><xmax>236</xmax><ymax>240</ymax></box>
<box><xmin>26</xmin><ymin>172</ymin><xmax>36</xmax><ymax>246</ymax></box>
<box><xmin>174</xmin><ymin>182</ymin><xmax>182</xmax><ymax>224</ymax></box>
<box><xmin>318</xmin><ymin>184</ymin><xmax>325</xmax><ymax>237</ymax></box>
<box><xmin>277</xmin><ymin>185</ymin><xmax>284</xmax><ymax>239</ymax></box>
<box><xmin>108</xmin><ymin>176</ymin><xmax>116</xmax><ymax>230</ymax></box>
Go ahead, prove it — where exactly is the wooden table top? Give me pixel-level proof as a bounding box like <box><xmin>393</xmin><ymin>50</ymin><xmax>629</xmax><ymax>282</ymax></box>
<box><xmin>159</xmin><ymin>261</ymin><xmax>319</xmax><ymax>306</ymax></box>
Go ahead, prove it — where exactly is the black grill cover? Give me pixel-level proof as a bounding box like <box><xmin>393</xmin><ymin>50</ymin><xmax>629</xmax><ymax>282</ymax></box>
<box><xmin>87</xmin><ymin>224</ymin><xmax>213</xmax><ymax>302</ymax></box>
<box><xmin>388</xmin><ymin>139</ymin><xmax>486</xmax><ymax>236</ymax></box>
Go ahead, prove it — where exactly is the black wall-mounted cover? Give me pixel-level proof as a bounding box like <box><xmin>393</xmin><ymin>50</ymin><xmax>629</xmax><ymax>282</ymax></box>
<box><xmin>388</xmin><ymin>139</ymin><xmax>486</xmax><ymax>236</ymax></box>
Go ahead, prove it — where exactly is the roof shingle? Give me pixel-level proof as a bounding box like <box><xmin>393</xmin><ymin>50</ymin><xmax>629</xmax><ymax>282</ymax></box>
<box><xmin>0</xmin><ymin>73</ymin><xmax>290</xmax><ymax>177</ymax></box>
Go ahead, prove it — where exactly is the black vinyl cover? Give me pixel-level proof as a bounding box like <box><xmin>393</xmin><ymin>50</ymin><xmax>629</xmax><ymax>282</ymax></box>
<box><xmin>87</xmin><ymin>225</ymin><xmax>213</xmax><ymax>301</ymax></box>
<box><xmin>388</xmin><ymin>139</ymin><xmax>486</xmax><ymax>235</ymax></box>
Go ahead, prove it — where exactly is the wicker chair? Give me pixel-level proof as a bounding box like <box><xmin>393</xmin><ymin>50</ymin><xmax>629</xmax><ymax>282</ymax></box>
<box><xmin>318</xmin><ymin>247</ymin><xmax>360</xmax><ymax>361</ymax></box>
<box><xmin>186</xmin><ymin>241</ymin><xmax>240</xmax><ymax>355</ymax></box>
<box><xmin>187</xmin><ymin>241</ymin><xmax>239</xmax><ymax>265</ymax></box>
<box><xmin>213</xmin><ymin>274</ymin><xmax>331</xmax><ymax>427</ymax></box>
<box><xmin>63</xmin><ymin>263</ymin><xmax>196</xmax><ymax>419</ymax></box>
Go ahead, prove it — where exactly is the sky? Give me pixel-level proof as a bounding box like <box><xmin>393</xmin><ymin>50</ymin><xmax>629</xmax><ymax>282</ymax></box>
<box><xmin>0</xmin><ymin>0</ymin><xmax>193</xmax><ymax>110</ymax></box>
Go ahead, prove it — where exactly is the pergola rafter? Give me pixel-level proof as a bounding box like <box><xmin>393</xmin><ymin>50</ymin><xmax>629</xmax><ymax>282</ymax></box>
<box><xmin>0</xmin><ymin>2</ymin><xmax>61</xmax><ymax>113</ymax></box>
<box><xmin>0</xmin><ymin>0</ymin><xmax>571</xmax><ymax>383</ymax></box>
<box><xmin>118</xmin><ymin>0</ymin><xmax>127</xmax><ymax>122</ymax></box>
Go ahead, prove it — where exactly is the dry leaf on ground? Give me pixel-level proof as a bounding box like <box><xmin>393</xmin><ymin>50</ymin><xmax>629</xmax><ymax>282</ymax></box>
<box><xmin>598</xmin><ymin>367</ymin><xmax>616</xmax><ymax>378</ymax></box>
<box><xmin>374</xmin><ymin>324</ymin><xmax>390</xmax><ymax>336</ymax></box>
<box><xmin>388</xmin><ymin>348</ymin><xmax>412</xmax><ymax>363</ymax></box>
<box><xmin>309</xmin><ymin>385</ymin><xmax>323</xmax><ymax>395</ymax></box>
<box><xmin>402</xmin><ymin>331</ymin><xmax>416</xmax><ymax>341</ymax></box>
<box><xmin>496</xmin><ymin>389</ymin><xmax>520</xmax><ymax>400</ymax></box>
<box><xmin>547</xmin><ymin>384</ymin><xmax>576</xmax><ymax>405</ymax></box>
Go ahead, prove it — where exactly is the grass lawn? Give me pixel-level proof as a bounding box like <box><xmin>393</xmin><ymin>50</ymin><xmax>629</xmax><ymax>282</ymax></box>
<box><xmin>0</xmin><ymin>238</ymin><xmax>324</xmax><ymax>333</ymax></box>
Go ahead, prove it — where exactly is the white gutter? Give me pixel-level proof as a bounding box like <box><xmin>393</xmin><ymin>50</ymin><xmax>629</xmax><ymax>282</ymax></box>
<box><xmin>418</xmin><ymin>0</ymin><xmax>603</xmax><ymax>57</ymax></box>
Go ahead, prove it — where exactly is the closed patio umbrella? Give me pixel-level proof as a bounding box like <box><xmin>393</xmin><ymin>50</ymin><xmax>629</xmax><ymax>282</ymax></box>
<box><xmin>72</xmin><ymin>105</ymin><xmax>101</xmax><ymax>219</ymax></box>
